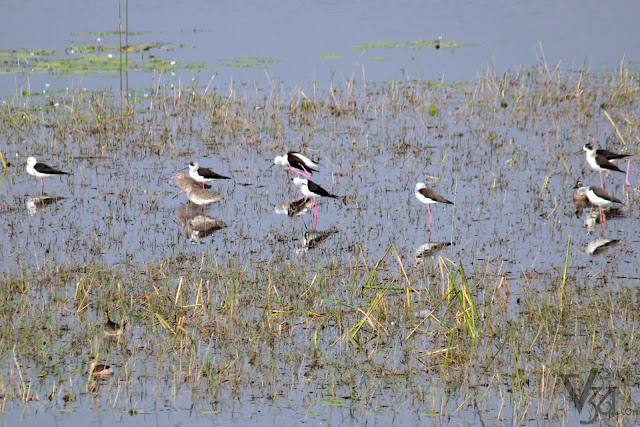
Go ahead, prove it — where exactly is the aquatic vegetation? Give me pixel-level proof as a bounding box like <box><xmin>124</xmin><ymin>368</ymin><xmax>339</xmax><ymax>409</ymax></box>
<box><xmin>0</xmin><ymin>62</ymin><xmax>639</xmax><ymax>424</ymax></box>
<box><xmin>0</xmin><ymin>43</ymin><xmax>205</xmax><ymax>76</ymax></box>
<box><xmin>218</xmin><ymin>57</ymin><xmax>280</xmax><ymax>69</ymax></box>
<box><xmin>351</xmin><ymin>37</ymin><xmax>474</xmax><ymax>51</ymax></box>
<box><xmin>319</xmin><ymin>53</ymin><xmax>341</xmax><ymax>59</ymax></box>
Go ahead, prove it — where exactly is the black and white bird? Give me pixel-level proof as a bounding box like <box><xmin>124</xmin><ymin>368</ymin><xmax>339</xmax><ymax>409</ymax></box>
<box><xmin>414</xmin><ymin>183</ymin><xmax>453</xmax><ymax>229</ymax></box>
<box><xmin>26</xmin><ymin>157</ymin><xmax>69</xmax><ymax>195</ymax></box>
<box><xmin>584</xmin><ymin>185</ymin><xmax>622</xmax><ymax>224</ymax></box>
<box><xmin>293</xmin><ymin>177</ymin><xmax>338</xmax><ymax>200</ymax></box>
<box><xmin>188</xmin><ymin>162</ymin><xmax>230</xmax><ymax>188</ymax></box>
<box><xmin>583</xmin><ymin>143</ymin><xmax>630</xmax><ymax>188</ymax></box>
<box><xmin>274</xmin><ymin>152</ymin><xmax>319</xmax><ymax>178</ymax></box>
<box><xmin>292</xmin><ymin>177</ymin><xmax>338</xmax><ymax>224</ymax></box>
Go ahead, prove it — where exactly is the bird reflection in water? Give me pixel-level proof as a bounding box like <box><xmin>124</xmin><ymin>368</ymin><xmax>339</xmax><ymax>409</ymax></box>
<box><xmin>275</xmin><ymin>197</ymin><xmax>313</xmax><ymax>217</ymax></box>
<box><xmin>415</xmin><ymin>241</ymin><xmax>452</xmax><ymax>259</ymax></box>
<box><xmin>185</xmin><ymin>215</ymin><xmax>226</xmax><ymax>242</ymax></box>
<box><xmin>579</xmin><ymin>237</ymin><xmax>620</xmax><ymax>256</ymax></box>
<box><xmin>26</xmin><ymin>195</ymin><xmax>64</xmax><ymax>216</ymax></box>
<box><xmin>581</xmin><ymin>206</ymin><xmax>624</xmax><ymax>232</ymax></box>
<box><xmin>174</xmin><ymin>202</ymin><xmax>226</xmax><ymax>243</ymax></box>
<box><xmin>295</xmin><ymin>228</ymin><xmax>339</xmax><ymax>254</ymax></box>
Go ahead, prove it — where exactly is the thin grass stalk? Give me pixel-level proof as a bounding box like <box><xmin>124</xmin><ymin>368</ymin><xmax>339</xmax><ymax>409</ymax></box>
<box><xmin>361</xmin><ymin>243</ymin><xmax>393</xmax><ymax>290</ymax></box>
<box><xmin>156</xmin><ymin>313</ymin><xmax>176</xmax><ymax>335</ymax></box>
<box><xmin>560</xmin><ymin>235</ymin><xmax>571</xmax><ymax>311</ymax></box>
<box><xmin>345</xmin><ymin>293</ymin><xmax>384</xmax><ymax>343</ymax></box>
<box><xmin>12</xmin><ymin>344</ymin><xmax>27</xmax><ymax>401</ymax></box>
<box><xmin>449</xmin><ymin>176</ymin><xmax>457</xmax><ymax>255</ymax></box>
<box><xmin>118</xmin><ymin>0</ymin><xmax>123</xmax><ymax>103</ymax></box>
<box><xmin>602</xmin><ymin>109</ymin><xmax>627</xmax><ymax>147</ymax></box>
<box><xmin>458</xmin><ymin>261</ymin><xmax>479</xmax><ymax>338</ymax></box>
<box><xmin>314</xmin><ymin>308</ymin><xmax>334</xmax><ymax>349</ymax></box>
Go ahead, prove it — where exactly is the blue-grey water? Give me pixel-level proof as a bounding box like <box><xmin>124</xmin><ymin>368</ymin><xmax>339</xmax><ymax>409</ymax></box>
<box><xmin>1</xmin><ymin>1</ymin><xmax>639</xmax><ymax>426</ymax></box>
<box><xmin>1</xmin><ymin>0</ymin><xmax>640</xmax><ymax>94</ymax></box>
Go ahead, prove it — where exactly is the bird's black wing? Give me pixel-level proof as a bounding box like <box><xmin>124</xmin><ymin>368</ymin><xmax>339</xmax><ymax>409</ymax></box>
<box><xmin>307</xmin><ymin>180</ymin><xmax>337</xmax><ymax>198</ymax></box>
<box><xmin>198</xmin><ymin>167</ymin><xmax>231</xmax><ymax>180</ymax></box>
<box><xmin>34</xmin><ymin>163</ymin><xmax>68</xmax><ymax>175</ymax></box>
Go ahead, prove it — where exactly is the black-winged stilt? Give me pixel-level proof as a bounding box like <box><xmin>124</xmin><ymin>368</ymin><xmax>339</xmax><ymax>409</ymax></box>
<box><xmin>292</xmin><ymin>177</ymin><xmax>338</xmax><ymax>227</ymax></box>
<box><xmin>414</xmin><ymin>183</ymin><xmax>452</xmax><ymax>229</ymax></box>
<box><xmin>188</xmin><ymin>162</ymin><xmax>231</xmax><ymax>188</ymax></box>
<box><xmin>26</xmin><ymin>157</ymin><xmax>69</xmax><ymax>195</ymax></box>
<box><xmin>583</xmin><ymin>143</ymin><xmax>629</xmax><ymax>188</ymax></box>
<box><xmin>274</xmin><ymin>152</ymin><xmax>319</xmax><ymax>178</ymax></box>
<box><xmin>293</xmin><ymin>177</ymin><xmax>338</xmax><ymax>200</ymax></box>
<box><xmin>584</xmin><ymin>185</ymin><xmax>622</xmax><ymax>224</ymax></box>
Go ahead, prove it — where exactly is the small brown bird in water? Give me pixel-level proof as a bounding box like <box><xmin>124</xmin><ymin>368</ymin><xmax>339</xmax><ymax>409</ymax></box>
<box><xmin>104</xmin><ymin>310</ymin><xmax>125</xmax><ymax>336</ymax></box>
<box><xmin>89</xmin><ymin>357</ymin><xmax>114</xmax><ymax>377</ymax></box>
<box><xmin>172</xmin><ymin>171</ymin><xmax>210</xmax><ymax>194</ymax></box>
<box><xmin>572</xmin><ymin>180</ymin><xmax>591</xmax><ymax>207</ymax></box>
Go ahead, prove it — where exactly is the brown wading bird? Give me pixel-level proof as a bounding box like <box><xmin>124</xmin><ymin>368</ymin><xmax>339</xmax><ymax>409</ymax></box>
<box><xmin>572</xmin><ymin>181</ymin><xmax>591</xmax><ymax>207</ymax></box>
<box><xmin>172</xmin><ymin>172</ymin><xmax>224</xmax><ymax>212</ymax></box>
<box><xmin>104</xmin><ymin>310</ymin><xmax>125</xmax><ymax>337</ymax></box>
<box><xmin>89</xmin><ymin>357</ymin><xmax>114</xmax><ymax>377</ymax></box>
<box><xmin>172</xmin><ymin>171</ymin><xmax>209</xmax><ymax>195</ymax></box>
<box><xmin>183</xmin><ymin>184</ymin><xmax>224</xmax><ymax>210</ymax></box>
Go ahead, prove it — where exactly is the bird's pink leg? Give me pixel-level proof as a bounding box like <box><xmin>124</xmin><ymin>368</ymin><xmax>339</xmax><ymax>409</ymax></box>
<box><xmin>284</xmin><ymin>167</ymin><xmax>303</xmax><ymax>178</ymax></box>
<box><xmin>300</xmin><ymin>165</ymin><xmax>312</xmax><ymax>179</ymax></box>
<box><xmin>41</xmin><ymin>178</ymin><xmax>44</xmax><ymax>195</ymax></box>
<box><xmin>285</xmin><ymin>191</ymin><xmax>304</xmax><ymax>204</ymax></box>
<box><xmin>310</xmin><ymin>200</ymin><xmax>318</xmax><ymax>229</ymax></box>
<box><xmin>600</xmin><ymin>172</ymin><xmax>606</xmax><ymax>189</ymax></box>
<box><xmin>428</xmin><ymin>205</ymin><xmax>433</xmax><ymax>229</ymax></box>
<box><xmin>626</xmin><ymin>158</ymin><xmax>631</xmax><ymax>187</ymax></box>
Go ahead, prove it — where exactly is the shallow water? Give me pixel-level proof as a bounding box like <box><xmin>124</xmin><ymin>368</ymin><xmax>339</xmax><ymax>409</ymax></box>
<box><xmin>1</xmin><ymin>86</ymin><xmax>636</xmax><ymax>287</ymax></box>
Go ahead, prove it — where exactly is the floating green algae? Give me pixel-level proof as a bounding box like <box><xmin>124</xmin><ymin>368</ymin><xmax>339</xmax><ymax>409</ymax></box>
<box><xmin>351</xmin><ymin>38</ymin><xmax>474</xmax><ymax>51</ymax></box>
<box><xmin>0</xmin><ymin>43</ymin><xmax>206</xmax><ymax>75</ymax></box>
<box><xmin>218</xmin><ymin>57</ymin><xmax>279</xmax><ymax>69</ymax></box>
